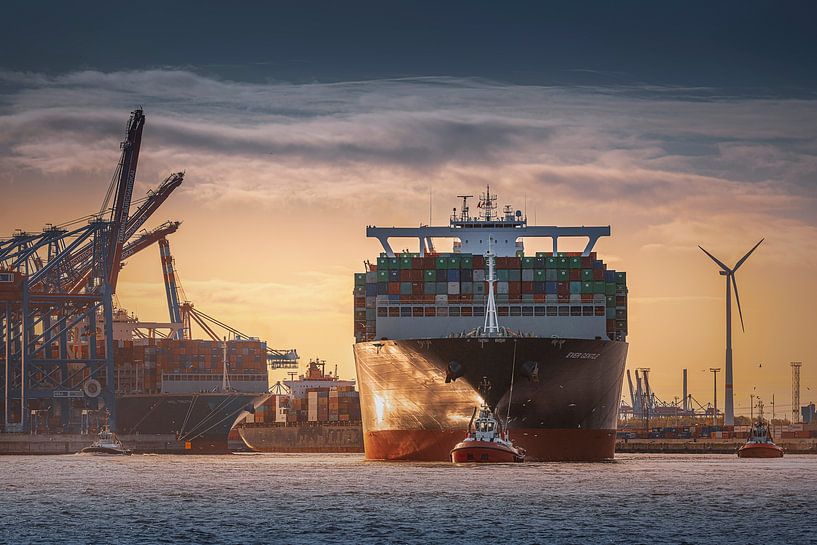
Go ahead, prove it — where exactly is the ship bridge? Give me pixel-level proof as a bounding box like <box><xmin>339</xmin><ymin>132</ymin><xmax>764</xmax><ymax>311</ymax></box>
<box><xmin>367</xmin><ymin>187</ymin><xmax>610</xmax><ymax>257</ymax></box>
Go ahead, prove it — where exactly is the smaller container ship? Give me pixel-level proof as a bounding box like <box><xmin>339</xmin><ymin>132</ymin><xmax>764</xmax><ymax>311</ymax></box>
<box><xmin>238</xmin><ymin>359</ymin><xmax>364</xmax><ymax>453</ymax></box>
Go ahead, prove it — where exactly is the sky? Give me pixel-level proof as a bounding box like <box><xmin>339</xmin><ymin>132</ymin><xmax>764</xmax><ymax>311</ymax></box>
<box><xmin>1</xmin><ymin>1</ymin><xmax>816</xmax><ymax>416</ymax></box>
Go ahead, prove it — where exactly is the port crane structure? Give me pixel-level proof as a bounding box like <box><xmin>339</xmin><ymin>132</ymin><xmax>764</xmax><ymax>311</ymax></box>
<box><xmin>0</xmin><ymin>109</ymin><xmax>294</xmax><ymax>433</ymax></box>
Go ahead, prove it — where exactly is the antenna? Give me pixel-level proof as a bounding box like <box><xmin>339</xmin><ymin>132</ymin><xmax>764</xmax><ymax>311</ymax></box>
<box><xmin>457</xmin><ymin>195</ymin><xmax>473</xmax><ymax>221</ymax></box>
<box><xmin>429</xmin><ymin>187</ymin><xmax>432</xmax><ymax>225</ymax></box>
<box><xmin>699</xmin><ymin>238</ymin><xmax>764</xmax><ymax>426</ymax></box>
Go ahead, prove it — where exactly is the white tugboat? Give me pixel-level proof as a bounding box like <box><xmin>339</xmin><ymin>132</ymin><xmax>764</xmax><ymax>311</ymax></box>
<box><xmin>81</xmin><ymin>427</ymin><xmax>133</xmax><ymax>455</ymax></box>
<box><xmin>450</xmin><ymin>378</ymin><xmax>525</xmax><ymax>463</ymax></box>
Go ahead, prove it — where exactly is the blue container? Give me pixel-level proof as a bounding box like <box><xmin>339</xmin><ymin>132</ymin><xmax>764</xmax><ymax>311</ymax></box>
<box><xmin>447</xmin><ymin>269</ymin><xmax>460</xmax><ymax>282</ymax></box>
<box><xmin>377</xmin><ymin>283</ymin><xmax>388</xmax><ymax>295</ymax></box>
<box><xmin>605</xmin><ymin>270</ymin><xmax>616</xmax><ymax>282</ymax></box>
<box><xmin>389</xmin><ymin>270</ymin><xmax>400</xmax><ymax>281</ymax></box>
<box><xmin>461</xmin><ymin>269</ymin><xmax>473</xmax><ymax>282</ymax></box>
<box><xmin>545</xmin><ymin>281</ymin><xmax>557</xmax><ymax>294</ymax></box>
<box><xmin>388</xmin><ymin>294</ymin><xmax>400</xmax><ymax>301</ymax></box>
<box><xmin>533</xmin><ymin>282</ymin><xmax>546</xmax><ymax>294</ymax></box>
<box><xmin>365</xmin><ymin>283</ymin><xmax>377</xmax><ymax>296</ymax></box>
<box><xmin>436</xmin><ymin>269</ymin><xmax>447</xmax><ymax>282</ymax></box>
<box><xmin>570</xmin><ymin>281</ymin><xmax>582</xmax><ymax>294</ymax></box>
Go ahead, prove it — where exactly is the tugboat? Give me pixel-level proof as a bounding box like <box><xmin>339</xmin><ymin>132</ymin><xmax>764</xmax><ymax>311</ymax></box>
<box><xmin>80</xmin><ymin>428</ymin><xmax>133</xmax><ymax>455</ymax></box>
<box><xmin>737</xmin><ymin>400</ymin><xmax>783</xmax><ymax>459</ymax></box>
<box><xmin>451</xmin><ymin>378</ymin><xmax>525</xmax><ymax>463</ymax></box>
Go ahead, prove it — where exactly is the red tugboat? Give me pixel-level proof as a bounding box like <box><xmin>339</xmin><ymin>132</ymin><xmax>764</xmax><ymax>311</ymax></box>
<box><xmin>737</xmin><ymin>401</ymin><xmax>784</xmax><ymax>458</ymax></box>
<box><xmin>451</xmin><ymin>379</ymin><xmax>525</xmax><ymax>463</ymax></box>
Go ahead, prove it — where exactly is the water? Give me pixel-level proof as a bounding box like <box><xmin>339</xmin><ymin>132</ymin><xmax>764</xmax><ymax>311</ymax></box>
<box><xmin>0</xmin><ymin>453</ymin><xmax>814</xmax><ymax>545</ymax></box>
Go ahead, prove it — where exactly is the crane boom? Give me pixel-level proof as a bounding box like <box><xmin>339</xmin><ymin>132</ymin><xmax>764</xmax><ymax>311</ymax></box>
<box><xmin>158</xmin><ymin>237</ymin><xmax>184</xmax><ymax>339</ymax></box>
<box><xmin>106</xmin><ymin>109</ymin><xmax>145</xmax><ymax>292</ymax></box>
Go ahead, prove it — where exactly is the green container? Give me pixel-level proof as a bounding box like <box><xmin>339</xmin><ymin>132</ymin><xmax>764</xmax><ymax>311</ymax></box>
<box><xmin>581</xmin><ymin>269</ymin><xmax>593</xmax><ymax>282</ymax></box>
<box><xmin>616</xmin><ymin>272</ymin><xmax>627</xmax><ymax>285</ymax></box>
<box><xmin>388</xmin><ymin>257</ymin><xmax>399</xmax><ymax>269</ymax></box>
<box><xmin>354</xmin><ymin>273</ymin><xmax>366</xmax><ymax>286</ymax></box>
<box><xmin>377</xmin><ymin>257</ymin><xmax>388</xmax><ymax>270</ymax></box>
<box><xmin>606</xmin><ymin>295</ymin><xmax>616</xmax><ymax>308</ymax></box>
<box><xmin>536</xmin><ymin>252</ymin><xmax>549</xmax><ymax>258</ymax></box>
<box><xmin>522</xmin><ymin>257</ymin><xmax>535</xmax><ymax>269</ymax></box>
<box><xmin>605</xmin><ymin>283</ymin><xmax>617</xmax><ymax>296</ymax></box>
<box><xmin>460</xmin><ymin>256</ymin><xmax>473</xmax><ymax>269</ymax></box>
<box><xmin>557</xmin><ymin>257</ymin><xmax>569</xmax><ymax>269</ymax></box>
<box><xmin>474</xmin><ymin>283</ymin><xmax>486</xmax><ymax>294</ymax></box>
<box><xmin>593</xmin><ymin>281</ymin><xmax>606</xmax><ymax>294</ymax></box>
<box><xmin>581</xmin><ymin>281</ymin><xmax>593</xmax><ymax>294</ymax></box>
<box><xmin>557</xmin><ymin>269</ymin><xmax>569</xmax><ymax>281</ymax></box>
<box><xmin>400</xmin><ymin>282</ymin><xmax>412</xmax><ymax>295</ymax></box>
<box><xmin>545</xmin><ymin>269</ymin><xmax>557</xmax><ymax>281</ymax></box>
<box><xmin>448</xmin><ymin>256</ymin><xmax>461</xmax><ymax>269</ymax></box>
<box><xmin>436</xmin><ymin>257</ymin><xmax>448</xmax><ymax>269</ymax></box>
<box><xmin>378</xmin><ymin>270</ymin><xmax>389</xmax><ymax>281</ymax></box>
<box><xmin>569</xmin><ymin>257</ymin><xmax>582</xmax><ymax>269</ymax></box>
<box><xmin>546</xmin><ymin>257</ymin><xmax>558</xmax><ymax>268</ymax></box>
<box><xmin>399</xmin><ymin>256</ymin><xmax>413</xmax><ymax>269</ymax></box>
<box><xmin>508</xmin><ymin>269</ymin><xmax>521</xmax><ymax>282</ymax></box>
<box><xmin>497</xmin><ymin>269</ymin><xmax>509</xmax><ymax>281</ymax></box>
<box><xmin>534</xmin><ymin>269</ymin><xmax>545</xmax><ymax>280</ymax></box>
<box><xmin>424</xmin><ymin>269</ymin><xmax>436</xmax><ymax>281</ymax></box>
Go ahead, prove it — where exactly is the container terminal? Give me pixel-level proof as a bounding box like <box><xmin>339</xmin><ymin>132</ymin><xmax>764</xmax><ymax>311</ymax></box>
<box><xmin>0</xmin><ymin>109</ymin><xmax>301</xmax><ymax>454</ymax></box>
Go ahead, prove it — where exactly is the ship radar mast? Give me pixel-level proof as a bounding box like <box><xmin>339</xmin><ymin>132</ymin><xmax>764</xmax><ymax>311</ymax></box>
<box><xmin>483</xmin><ymin>236</ymin><xmax>500</xmax><ymax>335</ymax></box>
<box><xmin>478</xmin><ymin>185</ymin><xmax>497</xmax><ymax>221</ymax></box>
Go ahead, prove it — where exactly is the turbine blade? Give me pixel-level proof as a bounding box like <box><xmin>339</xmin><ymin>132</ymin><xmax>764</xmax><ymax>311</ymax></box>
<box><xmin>698</xmin><ymin>246</ymin><xmax>731</xmax><ymax>272</ymax></box>
<box><xmin>732</xmin><ymin>274</ymin><xmax>745</xmax><ymax>333</ymax></box>
<box><xmin>733</xmin><ymin>238</ymin><xmax>764</xmax><ymax>272</ymax></box>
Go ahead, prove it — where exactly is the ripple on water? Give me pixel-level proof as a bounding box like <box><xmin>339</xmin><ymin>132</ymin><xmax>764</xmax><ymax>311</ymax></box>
<box><xmin>0</xmin><ymin>453</ymin><xmax>815</xmax><ymax>544</ymax></box>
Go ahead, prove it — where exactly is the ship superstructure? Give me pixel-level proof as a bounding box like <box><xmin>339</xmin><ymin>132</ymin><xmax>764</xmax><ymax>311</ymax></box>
<box><xmin>353</xmin><ymin>187</ymin><xmax>629</xmax><ymax>461</ymax></box>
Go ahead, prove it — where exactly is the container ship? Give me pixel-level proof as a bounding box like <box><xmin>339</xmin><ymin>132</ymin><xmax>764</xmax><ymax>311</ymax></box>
<box><xmin>353</xmin><ymin>188</ymin><xmax>629</xmax><ymax>461</ymax></box>
<box><xmin>238</xmin><ymin>359</ymin><xmax>363</xmax><ymax>453</ymax></box>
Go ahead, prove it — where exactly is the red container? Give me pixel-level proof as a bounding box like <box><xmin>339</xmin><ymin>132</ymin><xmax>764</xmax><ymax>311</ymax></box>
<box><xmin>569</xmin><ymin>269</ymin><xmax>581</xmax><ymax>281</ymax></box>
<box><xmin>521</xmin><ymin>281</ymin><xmax>533</xmax><ymax>294</ymax></box>
<box><xmin>581</xmin><ymin>294</ymin><xmax>593</xmax><ymax>303</ymax></box>
<box><xmin>533</xmin><ymin>294</ymin><xmax>546</xmax><ymax>302</ymax></box>
<box><xmin>412</xmin><ymin>257</ymin><xmax>424</xmax><ymax>269</ymax></box>
<box><xmin>410</xmin><ymin>270</ymin><xmax>423</xmax><ymax>281</ymax></box>
<box><xmin>557</xmin><ymin>294</ymin><xmax>570</xmax><ymax>302</ymax></box>
<box><xmin>556</xmin><ymin>282</ymin><xmax>569</xmax><ymax>294</ymax></box>
<box><xmin>423</xmin><ymin>257</ymin><xmax>436</xmax><ymax>268</ymax></box>
<box><xmin>593</xmin><ymin>269</ymin><xmax>605</xmax><ymax>281</ymax></box>
<box><xmin>473</xmin><ymin>256</ymin><xmax>485</xmax><ymax>268</ymax></box>
<box><xmin>508</xmin><ymin>282</ymin><xmax>521</xmax><ymax>295</ymax></box>
<box><xmin>400</xmin><ymin>270</ymin><xmax>412</xmax><ymax>281</ymax></box>
<box><xmin>388</xmin><ymin>282</ymin><xmax>400</xmax><ymax>295</ymax></box>
<box><xmin>412</xmin><ymin>282</ymin><xmax>423</xmax><ymax>295</ymax></box>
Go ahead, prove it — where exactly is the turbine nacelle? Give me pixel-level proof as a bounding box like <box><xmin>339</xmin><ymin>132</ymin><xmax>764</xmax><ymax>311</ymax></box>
<box><xmin>699</xmin><ymin>238</ymin><xmax>764</xmax><ymax>333</ymax></box>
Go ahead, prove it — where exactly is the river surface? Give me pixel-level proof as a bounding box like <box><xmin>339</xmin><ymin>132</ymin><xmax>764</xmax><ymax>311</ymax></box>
<box><xmin>0</xmin><ymin>453</ymin><xmax>814</xmax><ymax>545</ymax></box>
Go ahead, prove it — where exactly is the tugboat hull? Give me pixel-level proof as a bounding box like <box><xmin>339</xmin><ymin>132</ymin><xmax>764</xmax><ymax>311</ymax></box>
<box><xmin>737</xmin><ymin>443</ymin><xmax>784</xmax><ymax>458</ymax></box>
<box><xmin>451</xmin><ymin>440</ymin><xmax>524</xmax><ymax>463</ymax></box>
<box><xmin>80</xmin><ymin>446</ymin><xmax>132</xmax><ymax>455</ymax></box>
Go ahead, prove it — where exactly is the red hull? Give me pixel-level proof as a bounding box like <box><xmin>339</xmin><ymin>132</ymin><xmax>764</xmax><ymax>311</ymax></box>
<box><xmin>737</xmin><ymin>443</ymin><xmax>784</xmax><ymax>458</ymax></box>
<box><xmin>365</xmin><ymin>428</ymin><xmax>616</xmax><ymax>461</ymax></box>
<box><xmin>451</xmin><ymin>440</ymin><xmax>522</xmax><ymax>463</ymax></box>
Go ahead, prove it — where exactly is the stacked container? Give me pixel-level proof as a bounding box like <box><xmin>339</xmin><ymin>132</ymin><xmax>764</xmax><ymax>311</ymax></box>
<box><xmin>355</xmin><ymin>251</ymin><xmax>628</xmax><ymax>342</ymax></box>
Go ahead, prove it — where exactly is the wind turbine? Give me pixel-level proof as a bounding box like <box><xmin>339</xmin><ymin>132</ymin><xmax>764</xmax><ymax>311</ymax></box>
<box><xmin>699</xmin><ymin>238</ymin><xmax>764</xmax><ymax>426</ymax></box>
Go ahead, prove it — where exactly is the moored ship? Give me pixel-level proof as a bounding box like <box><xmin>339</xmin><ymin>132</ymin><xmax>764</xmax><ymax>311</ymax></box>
<box><xmin>238</xmin><ymin>359</ymin><xmax>364</xmax><ymax>453</ymax></box>
<box><xmin>353</xmin><ymin>188</ymin><xmax>629</xmax><ymax>461</ymax></box>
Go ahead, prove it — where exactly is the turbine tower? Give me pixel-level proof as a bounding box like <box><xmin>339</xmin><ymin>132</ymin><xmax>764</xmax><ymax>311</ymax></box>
<box><xmin>699</xmin><ymin>238</ymin><xmax>764</xmax><ymax>426</ymax></box>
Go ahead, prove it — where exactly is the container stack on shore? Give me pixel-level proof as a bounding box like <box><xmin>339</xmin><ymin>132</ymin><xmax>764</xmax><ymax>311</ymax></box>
<box><xmin>354</xmin><ymin>251</ymin><xmax>628</xmax><ymax>342</ymax></box>
<box><xmin>113</xmin><ymin>338</ymin><xmax>268</xmax><ymax>394</ymax></box>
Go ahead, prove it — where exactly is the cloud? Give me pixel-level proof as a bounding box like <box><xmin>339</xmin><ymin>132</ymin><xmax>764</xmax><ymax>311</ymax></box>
<box><xmin>2</xmin><ymin>69</ymin><xmax>816</xmax><ymax>249</ymax></box>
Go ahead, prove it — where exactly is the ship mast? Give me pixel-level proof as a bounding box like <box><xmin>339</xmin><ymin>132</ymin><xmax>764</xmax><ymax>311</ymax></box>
<box><xmin>484</xmin><ymin>236</ymin><xmax>500</xmax><ymax>335</ymax></box>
